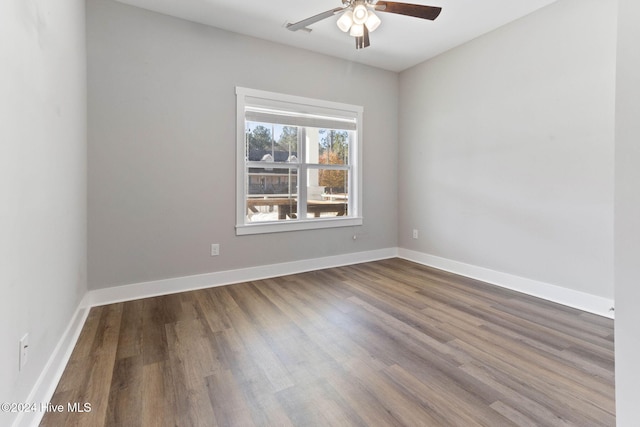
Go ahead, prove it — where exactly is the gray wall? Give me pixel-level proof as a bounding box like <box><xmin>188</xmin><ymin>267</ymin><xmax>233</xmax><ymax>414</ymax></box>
<box><xmin>615</xmin><ymin>0</ymin><xmax>640</xmax><ymax>423</ymax></box>
<box><xmin>87</xmin><ymin>0</ymin><xmax>398</xmax><ymax>289</ymax></box>
<box><xmin>0</xmin><ymin>0</ymin><xmax>87</xmax><ymax>423</ymax></box>
<box><xmin>398</xmin><ymin>0</ymin><xmax>616</xmax><ymax>299</ymax></box>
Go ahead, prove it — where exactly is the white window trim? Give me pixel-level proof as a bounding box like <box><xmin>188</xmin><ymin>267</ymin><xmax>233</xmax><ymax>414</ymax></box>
<box><xmin>236</xmin><ymin>87</ymin><xmax>363</xmax><ymax>235</ymax></box>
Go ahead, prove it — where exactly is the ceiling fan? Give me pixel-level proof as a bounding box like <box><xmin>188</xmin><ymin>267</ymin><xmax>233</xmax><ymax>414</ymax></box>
<box><xmin>286</xmin><ymin>0</ymin><xmax>442</xmax><ymax>50</ymax></box>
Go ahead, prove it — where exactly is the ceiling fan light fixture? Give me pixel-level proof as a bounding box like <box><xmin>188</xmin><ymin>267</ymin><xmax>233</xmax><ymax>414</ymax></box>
<box><xmin>364</xmin><ymin>10</ymin><xmax>381</xmax><ymax>32</ymax></box>
<box><xmin>352</xmin><ymin>3</ymin><xmax>368</xmax><ymax>25</ymax></box>
<box><xmin>336</xmin><ymin>10</ymin><xmax>353</xmax><ymax>32</ymax></box>
<box><xmin>349</xmin><ymin>23</ymin><xmax>364</xmax><ymax>37</ymax></box>
<box><xmin>287</xmin><ymin>1</ymin><xmax>443</xmax><ymax>50</ymax></box>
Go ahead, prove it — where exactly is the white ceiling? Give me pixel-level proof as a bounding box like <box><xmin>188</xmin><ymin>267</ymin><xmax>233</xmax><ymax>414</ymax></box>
<box><xmin>114</xmin><ymin>0</ymin><xmax>559</xmax><ymax>72</ymax></box>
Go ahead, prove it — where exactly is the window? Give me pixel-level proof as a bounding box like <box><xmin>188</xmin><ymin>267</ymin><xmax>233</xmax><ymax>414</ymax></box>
<box><xmin>236</xmin><ymin>87</ymin><xmax>363</xmax><ymax>235</ymax></box>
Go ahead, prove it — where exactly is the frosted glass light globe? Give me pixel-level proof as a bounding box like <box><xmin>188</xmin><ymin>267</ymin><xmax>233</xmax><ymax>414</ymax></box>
<box><xmin>365</xmin><ymin>11</ymin><xmax>381</xmax><ymax>32</ymax></box>
<box><xmin>336</xmin><ymin>10</ymin><xmax>354</xmax><ymax>32</ymax></box>
<box><xmin>352</xmin><ymin>4</ymin><xmax>368</xmax><ymax>25</ymax></box>
<box><xmin>350</xmin><ymin>23</ymin><xmax>364</xmax><ymax>37</ymax></box>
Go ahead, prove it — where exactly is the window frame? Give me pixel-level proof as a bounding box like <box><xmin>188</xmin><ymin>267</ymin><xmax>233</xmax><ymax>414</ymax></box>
<box><xmin>236</xmin><ymin>87</ymin><xmax>363</xmax><ymax>235</ymax></box>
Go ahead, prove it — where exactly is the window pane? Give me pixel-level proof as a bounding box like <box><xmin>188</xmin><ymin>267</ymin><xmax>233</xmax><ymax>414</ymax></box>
<box><xmin>246</xmin><ymin>121</ymin><xmax>298</xmax><ymax>163</ymax></box>
<box><xmin>306</xmin><ymin>168</ymin><xmax>348</xmax><ymax>218</ymax></box>
<box><xmin>246</xmin><ymin>167</ymin><xmax>298</xmax><ymax>223</ymax></box>
<box><xmin>305</xmin><ymin>128</ymin><xmax>350</xmax><ymax>166</ymax></box>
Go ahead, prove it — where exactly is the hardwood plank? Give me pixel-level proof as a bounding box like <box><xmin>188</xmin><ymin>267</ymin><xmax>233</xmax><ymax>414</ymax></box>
<box><xmin>141</xmin><ymin>297</ymin><xmax>172</xmax><ymax>365</ymax></box>
<box><xmin>223</xmin><ymin>284</ymin><xmax>296</xmax><ymax>392</ymax></box>
<box><xmin>275</xmin><ymin>378</ymin><xmax>364</xmax><ymax>426</ymax></box>
<box><xmin>105</xmin><ymin>356</ymin><xmax>143</xmax><ymax>426</ymax></box>
<box><xmin>141</xmin><ymin>361</ymin><xmax>178</xmax><ymax>427</ymax></box>
<box><xmin>164</xmin><ymin>318</ymin><xmax>218</xmax><ymax>427</ymax></box>
<box><xmin>192</xmin><ymin>288</ymin><xmax>233</xmax><ymax>333</ymax></box>
<box><xmin>325</xmin><ymin>369</ymin><xmax>406</xmax><ymax>427</ymax></box>
<box><xmin>205</xmin><ymin>369</ymin><xmax>255</xmax><ymax>427</ymax></box>
<box><xmin>211</xmin><ymin>328</ymin><xmax>295</xmax><ymax>426</ymax></box>
<box><xmin>489</xmin><ymin>400</ymin><xmax>547</xmax><ymax>427</ymax></box>
<box><xmin>114</xmin><ymin>300</ymin><xmax>143</xmax><ymax>360</ymax></box>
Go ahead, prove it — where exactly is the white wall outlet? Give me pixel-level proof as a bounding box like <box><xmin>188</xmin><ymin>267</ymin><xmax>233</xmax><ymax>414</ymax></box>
<box><xmin>211</xmin><ymin>243</ymin><xmax>220</xmax><ymax>256</ymax></box>
<box><xmin>412</xmin><ymin>229</ymin><xmax>419</xmax><ymax>239</ymax></box>
<box><xmin>19</xmin><ymin>333</ymin><xmax>29</xmax><ymax>371</ymax></box>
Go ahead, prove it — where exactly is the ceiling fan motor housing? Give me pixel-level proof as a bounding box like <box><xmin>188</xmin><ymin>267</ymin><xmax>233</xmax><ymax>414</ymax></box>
<box><xmin>342</xmin><ymin>0</ymin><xmax>380</xmax><ymax>5</ymax></box>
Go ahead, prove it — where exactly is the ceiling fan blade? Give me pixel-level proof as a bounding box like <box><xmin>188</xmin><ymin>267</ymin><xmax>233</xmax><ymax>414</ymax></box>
<box><xmin>286</xmin><ymin>7</ymin><xmax>346</xmax><ymax>32</ymax></box>
<box><xmin>374</xmin><ymin>2</ymin><xmax>442</xmax><ymax>20</ymax></box>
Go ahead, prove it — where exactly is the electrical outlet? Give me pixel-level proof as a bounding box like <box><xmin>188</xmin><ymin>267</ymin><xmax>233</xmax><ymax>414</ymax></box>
<box><xmin>412</xmin><ymin>229</ymin><xmax>419</xmax><ymax>239</ymax></box>
<box><xmin>19</xmin><ymin>334</ymin><xmax>29</xmax><ymax>371</ymax></box>
<box><xmin>211</xmin><ymin>244</ymin><xmax>220</xmax><ymax>256</ymax></box>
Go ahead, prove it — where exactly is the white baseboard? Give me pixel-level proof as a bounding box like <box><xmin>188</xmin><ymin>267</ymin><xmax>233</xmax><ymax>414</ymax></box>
<box><xmin>88</xmin><ymin>247</ymin><xmax>399</xmax><ymax>307</ymax></box>
<box><xmin>398</xmin><ymin>248</ymin><xmax>615</xmax><ymax>319</ymax></box>
<box><xmin>14</xmin><ymin>294</ymin><xmax>91</xmax><ymax>427</ymax></box>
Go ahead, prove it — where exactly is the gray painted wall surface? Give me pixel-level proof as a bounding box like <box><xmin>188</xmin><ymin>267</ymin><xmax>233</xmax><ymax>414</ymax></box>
<box><xmin>87</xmin><ymin>0</ymin><xmax>399</xmax><ymax>289</ymax></box>
<box><xmin>0</xmin><ymin>0</ymin><xmax>87</xmax><ymax>424</ymax></box>
<box><xmin>615</xmin><ymin>0</ymin><xmax>640</xmax><ymax>423</ymax></box>
<box><xmin>398</xmin><ymin>0</ymin><xmax>616</xmax><ymax>299</ymax></box>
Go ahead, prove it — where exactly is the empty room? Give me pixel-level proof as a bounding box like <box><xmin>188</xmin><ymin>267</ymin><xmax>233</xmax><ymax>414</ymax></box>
<box><xmin>2</xmin><ymin>0</ymin><xmax>639</xmax><ymax>426</ymax></box>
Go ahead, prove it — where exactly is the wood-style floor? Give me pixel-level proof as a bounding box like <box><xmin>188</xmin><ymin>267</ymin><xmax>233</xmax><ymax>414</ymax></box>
<box><xmin>41</xmin><ymin>258</ymin><xmax>615</xmax><ymax>426</ymax></box>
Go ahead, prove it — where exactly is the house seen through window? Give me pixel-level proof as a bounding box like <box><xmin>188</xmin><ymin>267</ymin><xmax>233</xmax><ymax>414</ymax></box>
<box><xmin>236</xmin><ymin>87</ymin><xmax>363</xmax><ymax>235</ymax></box>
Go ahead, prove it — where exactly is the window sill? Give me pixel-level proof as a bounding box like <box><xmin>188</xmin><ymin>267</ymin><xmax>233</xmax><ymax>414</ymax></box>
<box><xmin>236</xmin><ymin>217</ymin><xmax>363</xmax><ymax>236</ymax></box>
